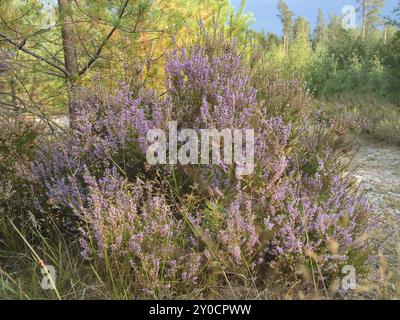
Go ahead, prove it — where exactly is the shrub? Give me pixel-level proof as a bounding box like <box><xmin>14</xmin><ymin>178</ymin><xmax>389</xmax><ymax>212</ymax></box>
<box><xmin>30</xmin><ymin>33</ymin><xmax>375</xmax><ymax>297</ymax></box>
<box><xmin>165</xmin><ymin>38</ymin><xmax>256</xmax><ymax>130</ymax></box>
<box><xmin>32</xmin><ymin>86</ymin><xmax>169</xmax><ymax>220</ymax></box>
<box><xmin>318</xmin><ymin>96</ymin><xmax>400</xmax><ymax>146</ymax></box>
<box><xmin>76</xmin><ymin>171</ymin><xmax>205</xmax><ymax>298</ymax></box>
<box><xmin>306</xmin><ymin>40</ymin><xmax>396</xmax><ymax>102</ymax></box>
<box><xmin>373</xmin><ymin>117</ymin><xmax>400</xmax><ymax>145</ymax></box>
<box><xmin>0</xmin><ymin>116</ymin><xmax>44</xmax><ymax>239</ymax></box>
<box><xmin>384</xmin><ymin>31</ymin><xmax>400</xmax><ymax>103</ymax></box>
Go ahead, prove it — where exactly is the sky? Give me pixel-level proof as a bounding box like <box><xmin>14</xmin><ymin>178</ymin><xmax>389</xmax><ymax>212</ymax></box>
<box><xmin>231</xmin><ymin>0</ymin><xmax>399</xmax><ymax>35</ymax></box>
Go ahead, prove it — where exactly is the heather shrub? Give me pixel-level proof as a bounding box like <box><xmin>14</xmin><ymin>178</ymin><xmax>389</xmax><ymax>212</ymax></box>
<box><xmin>164</xmin><ymin>36</ymin><xmax>258</xmax><ymax>191</ymax></box>
<box><xmin>165</xmin><ymin>37</ymin><xmax>256</xmax><ymax>130</ymax></box>
<box><xmin>74</xmin><ymin>170</ymin><xmax>205</xmax><ymax>298</ymax></box>
<box><xmin>32</xmin><ymin>85</ymin><xmax>170</xmax><ymax>221</ymax></box>
<box><xmin>0</xmin><ymin>116</ymin><xmax>41</xmax><ymax>207</ymax></box>
<box><xmin>30</xmin><ymin>33</ymin><xmax>375</xmax><ymax>297</ymax></box>
<box><xmin>242</xmin><ymin>112</ymin><xmax>373</xmax><ymax>288</ymax></box>
<box><xmin>248</xmin><ymin>42</ymin><xmax>311</xmax><ymax>128</ymax></box>
<box><xmin>0</xmin><ymin>116</ymin><xmax>46</xmax><ymax>243</ymax></box>
<box><xmin>166</xmin><ymin>41</ymin><xmax>373</xmax><ymax>289</ymax></box>
<box><xmin>257</xmin><ymin>72</ymin><xmax>311</xmax><ymax>126</ymax></box>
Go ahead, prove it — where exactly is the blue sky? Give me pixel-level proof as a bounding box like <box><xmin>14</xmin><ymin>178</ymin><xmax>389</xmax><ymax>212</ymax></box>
<box><xmin>231</xmin><ymin>0</ymin><xmax>398</xmax><ymax>35</ymax></box>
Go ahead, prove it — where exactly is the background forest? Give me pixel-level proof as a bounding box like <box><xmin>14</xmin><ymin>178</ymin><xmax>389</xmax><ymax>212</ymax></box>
<box><xmin>0</xmin><ymin>0</ymin><xmax>399</xmax><ymax>300</ymax></box>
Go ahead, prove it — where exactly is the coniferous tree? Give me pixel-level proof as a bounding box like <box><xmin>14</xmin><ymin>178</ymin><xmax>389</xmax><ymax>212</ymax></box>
<box><xmin>277</xmin><ymin>0</ymin><xmax>293</xmax><ymax>53</ymax></box>
<box><xmin>0</xmin><ymin>0</ymin><xmax>233</xmax><ymax>123</ymax></box>
<box><xmin>357</xmin><ymin>0</ymin><xmax>385</xmax><ymax>42</ymax></box>
<box><xmin>313</xmin><ymin>9</ymin><xmax>325</xmax><ymax>46</ymax></box>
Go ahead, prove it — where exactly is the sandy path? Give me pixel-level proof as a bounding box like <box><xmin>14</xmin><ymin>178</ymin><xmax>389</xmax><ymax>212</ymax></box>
<box><xmin>351</xmin><ymin>139</ymin><xmax>400</xmax><ymax>283</ymax></box>
<box><xmin>353</xmin><ymin>139</ymin><xmax>400</xmax><ymax>217</ymax></box>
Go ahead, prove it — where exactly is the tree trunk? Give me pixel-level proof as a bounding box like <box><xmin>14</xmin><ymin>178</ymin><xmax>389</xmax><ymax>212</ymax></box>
<box><xmin>361</xmin><ymin>0</ymin><xmax>367</xmax><ymax>42</ymax></box>
<box><xmin>10</xmin><ymin>78</ymin><xmax>17</xmax><ymax>105</ymax></box>
<box><xmin>283</xmin><ymin>34</ymin><xmax>287</xmax><ymax>54</ymax></box>
<box><xmin>283</xmin><ymin>31</ymin><xmax>289</xmax><ymax>54</ymax></box>
<box><xmin>384</xmin><ymin>24</ymin><xmax>388</xmax><ymax>45</ymax></box>
<box><xmin>58</xmin><ymin>0</ymin><xmax>79</xmax><ymax>124</ymax></box>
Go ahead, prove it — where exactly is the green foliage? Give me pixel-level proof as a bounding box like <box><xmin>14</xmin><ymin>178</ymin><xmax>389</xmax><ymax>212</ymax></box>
<box><xmin>313</xmin><ymin>9</ymin><xmax>325</xmax><ymax>46</ymax></box>
<box><xmin>0</xmin><ymin>116</ymin><xmax>44</xmax><ymax>236</ymax></box>
<box><xmin>357</xmin><ymin>0</ymin><xmax>385</xmax><ymax>37</ymax></box>
<box><xmin>302</xmin><ymin>12</ymin><xmax>399</xmax><ymax>104</ymax></box>
<box><xmin>248</xmin><ymin>2</ymin><xmax>399</xmax><ymax>106</ymax></box>
<box><xmin>384</xmin><ymin>31</ymin><xmax>400</xmax><ymax>100</ymax></box>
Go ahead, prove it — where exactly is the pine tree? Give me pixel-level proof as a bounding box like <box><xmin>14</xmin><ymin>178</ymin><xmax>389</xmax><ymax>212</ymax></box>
<box><xmin>313</xmin><ymin>9</ymin><xmax>325</xmax><ymax>46</ymax></box>
<box><xmin>277</xmin><ymin>0</ymin><xmax>293</xmax><ymax>54</ymax></box>
<box><xmin>357</xmin><ymin>0</ymin><xmax>384</xmax><ymax>42</ymax></box>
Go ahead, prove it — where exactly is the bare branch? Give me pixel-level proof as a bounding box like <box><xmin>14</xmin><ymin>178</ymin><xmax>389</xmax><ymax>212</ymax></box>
<box><xmin>0</xmin><ymin>31</ymin><xmax>69</xmax><ymax>78</ymax></box>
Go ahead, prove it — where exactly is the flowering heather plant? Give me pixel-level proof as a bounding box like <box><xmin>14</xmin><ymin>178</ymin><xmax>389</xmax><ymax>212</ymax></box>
<box><xmin>258</xmin><ymin>173</ymin><xmax>372</xmax><ymax>277</ymax></box>
<box><xmin>164</xmin><ymin>38</ymin><xmax>258</xmax><ymax>189</ymax></box>
<box><xmin>165</xmin><ymin>40</ymin><xmax>256</xmax><ymax>130</ymax></box>
<box><xmin>259</xmin><ymin>73</ymin><xmax>312</xmax><ymax>124</ymax></box>
<box><xmin>32</xmin><ymin>85</ymin><xmax>170</xmax><ymax>216</ymax></box>
<box><xmin>217</xmin><ymin>189</ymin><xmax>259</xmax><ymax>265</ymax></box>
<box><xmin>74</xmin><ymin>169</ymin><xmax>205</xmax><ymax>297</ymax></box>
<box><xmin>30</xmin><ymin>32</ymin><xmax>375</xmax><ymax>296</ymax></box>
<box><xmin>0</xmin><ymin>116</ymin><xmax>42</xmax><ymax>222</ymax></box>
<box><xmin>215</xmin><ymin>110</ymin><xmax>374</xmax><ymax>285</ymax></box>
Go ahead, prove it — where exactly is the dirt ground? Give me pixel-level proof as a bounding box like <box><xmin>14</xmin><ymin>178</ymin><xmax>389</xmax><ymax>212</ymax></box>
<box><xmin>350</xmin><ymin>138</ymin><xmax>400</xmax><ymax>294</ymax></box>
